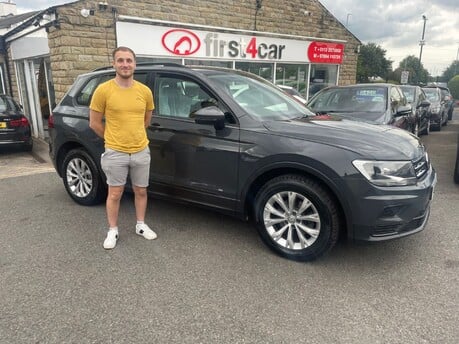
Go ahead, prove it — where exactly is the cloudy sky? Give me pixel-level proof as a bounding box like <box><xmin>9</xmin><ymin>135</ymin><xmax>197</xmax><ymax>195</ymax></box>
<box><xmin>13</xmin><ymin>0</ymin><xmax>459</xmax><ymax>76</ymax></box>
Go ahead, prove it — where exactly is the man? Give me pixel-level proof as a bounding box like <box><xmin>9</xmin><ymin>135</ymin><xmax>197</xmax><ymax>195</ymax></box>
<box><xmin>89</xmin><ymin>46</ymin><xmax>157</xmax><ymax>249</ymax></box>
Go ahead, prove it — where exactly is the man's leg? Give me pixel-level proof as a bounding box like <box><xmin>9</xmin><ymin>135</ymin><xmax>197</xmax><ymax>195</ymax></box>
<box><xmin>133</xmin><ymin>185</ymin><xmax>147</xmax><ymax>222</ymax></box>
<box><xmin>107</xmin><ymin>185</ymin><xmax>125</xmax><ymax>227</ymax></box>
<box><xmin>130</xmin><ymin>147</ymin><xmax>156</xmax><ymax>240</ymax></box>
<box><xmin>101</xmin><ymin>149</ymin><xmax>129</xmax><ymax>249</ymax></box>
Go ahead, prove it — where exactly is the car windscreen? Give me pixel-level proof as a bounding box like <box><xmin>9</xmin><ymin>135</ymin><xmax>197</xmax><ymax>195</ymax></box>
<box><xmin>400</xmin><ymin>87</ymin><xmax>415</xmax><ymax>103</ymax></box>
<box><xmin>423</xmin><ymin>88</ymin><xmax>440</xmax><ymax>102</ymax></box>
<box><xmin>308</xmin><ymin>86</ymin><xmax>387</xmax><ymax>113</ymax></box>
<box><xmin>207</xmin><ymin>73</ymin><xmax>314</xmax><ymax>120</ymax></box>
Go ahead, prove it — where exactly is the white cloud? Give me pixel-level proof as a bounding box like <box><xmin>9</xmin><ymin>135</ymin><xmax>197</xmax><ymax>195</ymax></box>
<box><xmin>320</xmin><ymin>0</ymin><xmax>459</xmax><ymax>76</ymax></box>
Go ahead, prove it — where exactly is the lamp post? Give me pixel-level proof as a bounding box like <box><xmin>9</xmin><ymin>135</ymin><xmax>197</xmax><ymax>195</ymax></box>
<box><xmin>346</xmin><ymin>13</ymin><xmax>352</xmax><ymax>27</ymax></box>
<box><xmin>419</xmin><ymin>15</ymin><xmax>427</xmax><ymax>63</ymax></box>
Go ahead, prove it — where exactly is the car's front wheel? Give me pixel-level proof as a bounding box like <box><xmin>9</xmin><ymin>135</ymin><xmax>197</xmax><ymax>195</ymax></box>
<box><xmin>62</xmin><ymin>148</ymin><xmax>106</xmax><ymax>206</ymax></box>
<box><xmin>254</xmin><ymin>175</ymin><xmax>340</xmax><ymax>261</ymax></box>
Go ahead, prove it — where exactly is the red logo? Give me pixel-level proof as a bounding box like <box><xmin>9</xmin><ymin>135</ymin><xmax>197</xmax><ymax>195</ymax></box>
<box><xmin>161</xmin><ymin>29</ymin><xmax>201</xmax><ymax>56</ymax></box>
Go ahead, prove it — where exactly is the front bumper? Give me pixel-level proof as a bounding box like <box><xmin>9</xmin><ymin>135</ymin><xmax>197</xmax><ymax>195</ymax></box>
<box><xmin>349</xmin><ymin>165</ymin><xmax>437</xmax><ymax>241</ymax></box>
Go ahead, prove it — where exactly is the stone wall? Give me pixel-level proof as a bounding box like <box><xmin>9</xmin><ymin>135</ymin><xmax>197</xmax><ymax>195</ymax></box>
<box><xmin>42</xmin><ymin>0</ymin><xmax>360</xmax><ymax>101</ymax></box>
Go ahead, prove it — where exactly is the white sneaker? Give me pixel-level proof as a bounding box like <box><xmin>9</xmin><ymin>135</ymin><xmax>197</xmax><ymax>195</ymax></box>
<box><xmin>103</xmin><ymin>229</ymin><xmax>118</xmax><ymax>249</ymax></box>
<box><xmin>136</xmin><ymin>223</ymin><xmax>157</xmax><ymax>240</ymax></box>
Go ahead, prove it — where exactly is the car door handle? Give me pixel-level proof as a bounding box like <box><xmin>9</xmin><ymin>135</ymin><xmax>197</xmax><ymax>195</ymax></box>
<box><xmin>150</xmin><ymin>122</ymin><xmax>161</xmax><ymax>128</ymax></box>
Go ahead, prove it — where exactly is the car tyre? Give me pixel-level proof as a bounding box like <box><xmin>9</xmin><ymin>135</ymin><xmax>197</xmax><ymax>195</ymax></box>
<box><xmin>62</xmin><ymin>148</ymin><xmax>106</xmax><ymax>206</ymax></box>
<box><xmin>254</xmin><ymin>174</ymin><xmax>340</xmax><ymax>262</ymax></box>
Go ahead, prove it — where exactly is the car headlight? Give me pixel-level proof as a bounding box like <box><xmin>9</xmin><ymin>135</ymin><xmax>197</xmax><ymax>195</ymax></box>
<box><xmin>352</xmin><ymin>160</ymin><xmax>417</xmax><ymax>186</ymax></box>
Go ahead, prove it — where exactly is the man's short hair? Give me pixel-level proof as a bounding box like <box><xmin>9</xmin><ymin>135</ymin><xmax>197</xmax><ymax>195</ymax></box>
<box><xmin>112</xmin><ymin>46</ymin><xmax>136</xmax><ymax>60</ymax></box>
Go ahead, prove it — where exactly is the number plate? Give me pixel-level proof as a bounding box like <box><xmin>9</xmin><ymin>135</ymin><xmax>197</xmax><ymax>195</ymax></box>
<box><xmin>0</xmin><ymin>122</ymin><xmax>6</xmax><ymax>129</ymax></box>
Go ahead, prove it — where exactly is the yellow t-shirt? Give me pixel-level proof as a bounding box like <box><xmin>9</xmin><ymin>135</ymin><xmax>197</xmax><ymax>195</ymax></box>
<box><xmin>90</xmin><ymin>79</ymin><xmax>154</xmax><ymax>153</ymax></box>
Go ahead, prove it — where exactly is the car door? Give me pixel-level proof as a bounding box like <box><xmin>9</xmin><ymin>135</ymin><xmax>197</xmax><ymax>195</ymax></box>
<box><xmin>390</xmin><ymin>85</ymin><xmax>410</xmax><ymax>130</ymax></box>
<box><xmin>147</xmin><ymin>72</ymin><xmax>240</xmax><ymax>213</ymax></box>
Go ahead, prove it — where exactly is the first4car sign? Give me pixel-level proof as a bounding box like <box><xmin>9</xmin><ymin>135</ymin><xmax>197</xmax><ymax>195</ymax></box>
<box><xmin>117</xmin><ymin>21</ymin><xmax>345</xmax><ymax>64</ymax></box>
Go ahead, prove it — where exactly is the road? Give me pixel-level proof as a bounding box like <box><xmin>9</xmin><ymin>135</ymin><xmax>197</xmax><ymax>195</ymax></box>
<box><xmin>1</xmin><ymin>111</ymin><xmax>458</xmax><ymax>344</ymax></box>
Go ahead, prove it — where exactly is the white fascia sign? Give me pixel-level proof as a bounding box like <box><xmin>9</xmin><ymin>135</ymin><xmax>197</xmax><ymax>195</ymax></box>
<box><xmin>116</xmin><ymin>21</ymin><xmax>345</xmax><ymax>64</ymax></box>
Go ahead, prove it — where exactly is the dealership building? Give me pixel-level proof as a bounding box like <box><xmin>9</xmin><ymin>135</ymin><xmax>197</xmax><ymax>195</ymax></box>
<box><xmin>0</xmin><ymin>0</ymin><xmax>361</xmax><ymax>141</ymax></box>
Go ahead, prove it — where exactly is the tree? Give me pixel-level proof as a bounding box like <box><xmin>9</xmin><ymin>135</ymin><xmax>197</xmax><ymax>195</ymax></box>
<box><xmin>356</xmin><ymin>43</ymin><xmax>393</xmax><ymax>82</ymax></box>
<box><xmin>440</xmin><ymin>60</ymin><xmax>459</xmax><ymax>83</ymax></box>
<box><xmin>448</xmin><ymin>75</ymin><xmax>459</xmax><ymax>99</ymax></box>
<box><xmin>394</xmin><ymin>55</ymin><xmax>430</xmax><ymax>85</ymax></box>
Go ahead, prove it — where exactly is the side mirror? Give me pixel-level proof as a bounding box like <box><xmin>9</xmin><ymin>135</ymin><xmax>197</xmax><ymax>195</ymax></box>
<box><xmin>395</xmin><ymin>104</ymin><xmax>412</xmax><ymax>117</ymax></box>
<box><xmin>419</xmin><ymin>100</ymin><xmax>430</xmax><ymax>108</ymax></box>
<box><xmin>192</xmin><ymin>106</ymin><xmax>226</xmax><ymax>130</ymax></box>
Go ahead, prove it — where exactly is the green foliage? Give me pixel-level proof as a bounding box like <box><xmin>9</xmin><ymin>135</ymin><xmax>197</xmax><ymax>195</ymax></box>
<box><xmin>395</xmin><ymin>55</ymin><xmax>430</xmax><ymax>84</ymax></box>
<box><xmin>448</xmin><ymin>75</ymin><xmax>459</xmax><ymax>99</ymax></box>
<box><xmin>357</xmin><ymin>43</ymin><xmax>393</xmax><ymax>82</ymax></box>
<box><xmin>440</xmin><ymin>61</ymin><xmax>459</xmax><ymax>82</ymax></box>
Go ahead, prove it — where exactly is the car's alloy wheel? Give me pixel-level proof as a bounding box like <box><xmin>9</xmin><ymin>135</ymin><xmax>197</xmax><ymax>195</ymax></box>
<box><xmin>62</xmin><ymin>148</ymin><xmax>106</xmax><ymax>206</ymax></box>
<box><xmin>254</xmin><ymin>174</ymin><xmax>339</xmax><ymax>261</ymax></box>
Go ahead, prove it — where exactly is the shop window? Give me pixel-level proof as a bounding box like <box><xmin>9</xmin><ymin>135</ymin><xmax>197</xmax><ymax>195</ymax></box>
<box><xmin>309</xmin><ymin>64</ymin><xmax>338</xmax><ymax>98</ymax></box>
<box><xmin>235</xmin><ymin>62</ymin><xmax>273</xmax><ymax>82</ymax></box>
<box><xmin>275</xmin><ymin>63</ymin><xmax>309</xmax><ymax>99</ymax></box>
<box><xmin>184</xmin><ymin>59</ymin><xmax>233</xmax><ymax>68</ymax></box>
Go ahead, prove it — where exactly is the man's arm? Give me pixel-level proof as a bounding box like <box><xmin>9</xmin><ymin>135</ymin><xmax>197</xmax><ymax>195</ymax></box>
<box><xmin>144</xmin><ymin>110</ymin><xmax>153</xmax><ymax>128</ymax></box>
<box><xmin>89</xmin><ymin>109</ymin><xmax>105</xmax><ymax>138</ymax></box>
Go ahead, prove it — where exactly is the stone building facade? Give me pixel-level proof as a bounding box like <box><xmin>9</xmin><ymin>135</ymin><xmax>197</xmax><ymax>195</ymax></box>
<box><xmin>0</xmin><ymin>0</ymin><xmax>361</xmax><ymax>140</ymax></box>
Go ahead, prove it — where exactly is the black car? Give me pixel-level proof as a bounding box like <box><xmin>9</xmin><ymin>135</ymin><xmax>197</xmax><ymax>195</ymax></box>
<box><xmin>0</xmin><ymin>94</ymin><xmax>33</xmax><ymax>151</ymax></box>
<box><xmin>49</xmin><ymin>64</ymin><xmax>437</xmax><ymax>261</ymax></box>
<box><xmin>422</xmin><ymin>86</ymin><xmax>448</xmax><ymax>131</ymax></box>
<box><xmin>438</xmin><ymin>86</ymin><xmax>454</xmax><ymax>121</ymax></box>
<box><xmin>306</xmin><ymin>83</ymin><xmax>417</xmax><ymax>134</ymax></box>
<box><xmin>399</xmin><ymin>85</ymin><xmax>431</xmax><ymax>136</ymax></box>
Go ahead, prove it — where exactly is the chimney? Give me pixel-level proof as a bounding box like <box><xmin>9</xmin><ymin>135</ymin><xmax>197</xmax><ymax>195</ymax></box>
<box><xmin>0</xmin><ymin>1</ymin><xmax>17</xmax><ymax>17</ymax></box>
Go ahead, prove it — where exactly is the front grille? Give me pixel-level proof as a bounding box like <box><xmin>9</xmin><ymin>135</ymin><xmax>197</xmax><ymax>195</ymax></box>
<box><xmin>413</xmin><ymin>153</ymin><xmax>429</xmax><ymax>179</ymax></box>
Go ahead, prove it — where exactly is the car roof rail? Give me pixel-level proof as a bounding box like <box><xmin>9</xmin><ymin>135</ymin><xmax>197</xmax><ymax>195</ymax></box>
<box><xmin>92</xmin><ymin>62</ymin><xmax>186</xmax><ymax>72</ymax></box>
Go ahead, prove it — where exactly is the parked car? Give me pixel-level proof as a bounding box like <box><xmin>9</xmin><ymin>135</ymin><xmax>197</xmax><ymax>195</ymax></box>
<box><xmin>277</xmin><ymin>85</ymin><xmax>307</xmax><ymax>105</ymax></box>
<box><xmin>422</xmin><ymin>86</ymin><xmax>448</xmax><ymax>131</ymax></box>
<box><xmin>49</xmin><ymin>64</ymin><xmax>437</xmax><ymax>261</ymax></box>
<box><xmin>399</xmin><ymin>85</ymin><xmax>431</xmax><ymax>136</ymax></box>
<box><xmin>438</xmin><ymin>86</ymin><xmax>454</xmax><ymax>121</ymax></box>
<box><xmin>306</xmin><ymin>83</ymin><xmax>417</xmax><ymax>134</ymax></box>
<box><xmin>0</xmin><ymin>94</ymin><xmax>33</xmax><ymax>151</ymax></box>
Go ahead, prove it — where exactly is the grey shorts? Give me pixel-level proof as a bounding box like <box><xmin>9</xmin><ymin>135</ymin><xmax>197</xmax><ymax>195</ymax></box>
<box><xmin>101</xmin><ymin>147</ymin><xmax>150</xmax><ymax>187</ymax></box>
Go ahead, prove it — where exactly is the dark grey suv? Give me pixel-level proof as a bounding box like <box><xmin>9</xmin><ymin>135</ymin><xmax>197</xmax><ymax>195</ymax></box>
<box><xmin>49</xmin><ymin>64</ymin><xmax>437</xmax><ymax>261</ymax></box>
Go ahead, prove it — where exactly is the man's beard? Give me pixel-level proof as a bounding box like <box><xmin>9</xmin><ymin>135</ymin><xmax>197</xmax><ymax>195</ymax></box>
<box><xmin>117</xmin><ymin>70</ymin><xmax>133</xmax><ymax>79</ymax></box>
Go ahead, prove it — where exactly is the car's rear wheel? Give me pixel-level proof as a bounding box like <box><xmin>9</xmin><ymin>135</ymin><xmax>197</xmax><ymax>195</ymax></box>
<box><xmin>62</xmin><ymin>148</ymin><xmax>106</xmax><ymax>206</ymax></box>
<box><xmin>254</xmin><ymin>175</ymin><xmax>340</xmax><ymax>261</ymax></box>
